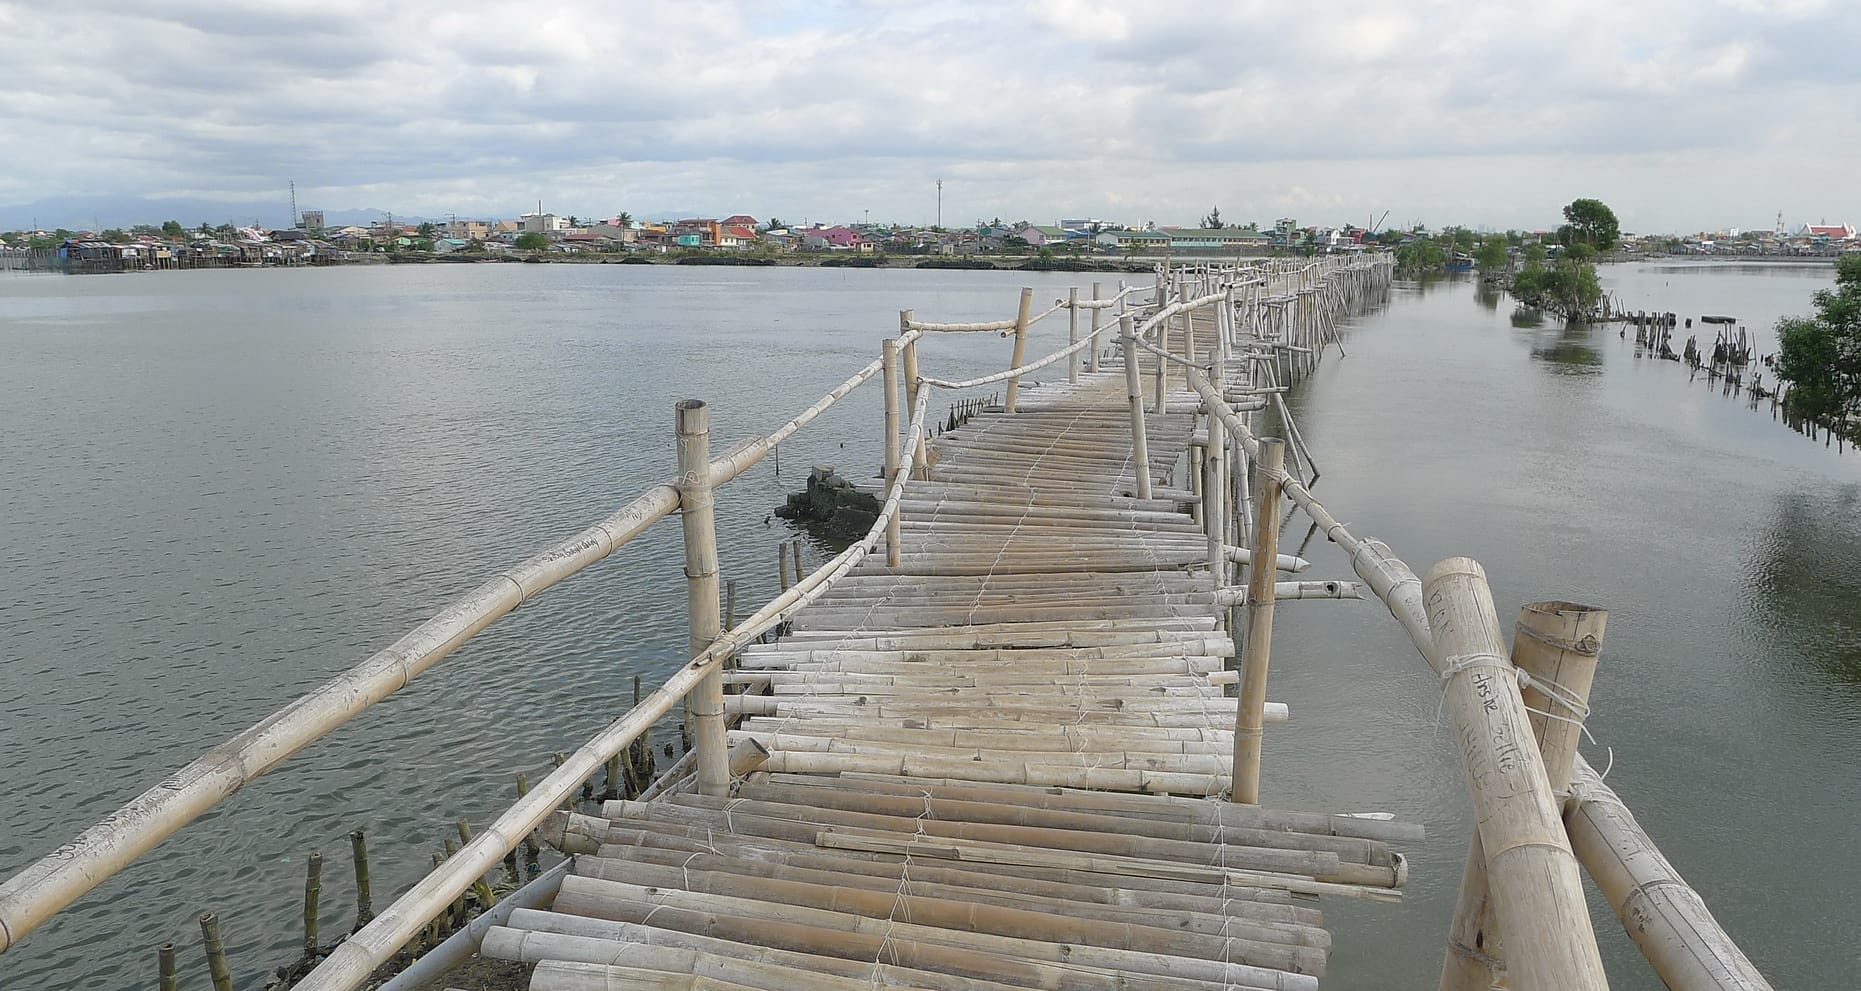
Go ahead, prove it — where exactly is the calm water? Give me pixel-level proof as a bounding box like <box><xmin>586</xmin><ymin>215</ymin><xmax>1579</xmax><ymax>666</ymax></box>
<box><xmin>1</xmin><ymin>260</ymin><xmax>1855</xmax><ymax>989</ymax></box>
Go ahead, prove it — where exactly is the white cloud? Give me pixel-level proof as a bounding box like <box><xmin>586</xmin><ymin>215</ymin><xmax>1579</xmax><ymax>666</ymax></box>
<box><xmin>0</xmin><ymin>0</ymin><xmax>1856</xmax><ymax>231</ymax></box>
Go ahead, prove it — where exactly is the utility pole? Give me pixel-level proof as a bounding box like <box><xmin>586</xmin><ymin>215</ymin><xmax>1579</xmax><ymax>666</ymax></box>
<box><xmin>936</xmin><ymin>179</ymin><xmax>943</xmax><ymax>229</ymax></box>
<box><xmin>289</xmin><ymin>180</ymin><xmax>298</xmax><ymax>228</ymax></box>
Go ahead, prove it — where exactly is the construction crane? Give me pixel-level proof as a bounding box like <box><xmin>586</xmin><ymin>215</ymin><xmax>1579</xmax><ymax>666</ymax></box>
<box><xmin>1367</xmin><ymin>210</ymin><xmax>1390</xmax><ymax>235</ymax></box>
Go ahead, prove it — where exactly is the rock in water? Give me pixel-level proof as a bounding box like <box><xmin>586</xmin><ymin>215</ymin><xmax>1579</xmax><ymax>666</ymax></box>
<box><xmin>773</xmin><ymin>464</ymin><xmax>881</xmax><ymax>539</ymax></box>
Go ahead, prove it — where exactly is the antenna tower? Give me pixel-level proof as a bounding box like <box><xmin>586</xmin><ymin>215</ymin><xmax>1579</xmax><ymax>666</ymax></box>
<box><xmin>289</xmin><ymin>181</ymin><xmax>299</xmax><ymax>227</ymax></box>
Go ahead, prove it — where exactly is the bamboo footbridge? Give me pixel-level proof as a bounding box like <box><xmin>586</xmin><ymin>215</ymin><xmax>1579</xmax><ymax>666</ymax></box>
<box><xmin>0</xmin><ymin>257</ymin><xmax>1777</xmax><ymax>991</ymax></box>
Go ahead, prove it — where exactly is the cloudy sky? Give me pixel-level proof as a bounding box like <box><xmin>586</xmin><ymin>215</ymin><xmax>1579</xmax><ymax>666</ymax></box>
<box><xmin>2</xmin><ymin>0</ymin><xmax>1857</xmax><ymax>233</ymax></box>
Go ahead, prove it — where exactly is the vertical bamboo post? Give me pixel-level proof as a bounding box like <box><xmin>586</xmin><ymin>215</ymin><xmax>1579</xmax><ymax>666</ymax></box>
<box><xmin>1441</xmin><ymin>601</ymin><xmax>1608</xmax><ymax>990</ymax></box>
<box><xmin>1067</xmin><ymin>287</ymin><xmax>1080</xmax><ymax>384</ymax></box>
<box><xmin>158</xmin><ymin>942</ymin><xmax>177</xmax><ymax>991</ymax></box>
<box><xmin>789</xmin><ymin>539</ymin><xmax>803</xmax><ymax>586</ymax></box>
<box><xmin>674</xmin><ymin>399</ymin><xmax>728</xmax><ymax>798</ymax></box>
<box><xmin>349</xmin><ymin>829</ymin><xmax>372</xmax><ymax>928</ymax></box>
<box><xmin>1119</xmin><ymin>314</ymin><xmax>1152</xmax><ymax>500</ymax></box>
<box><xmin>1153</xmin><ymin>303</ymin><xmax>1170</xmax><ymax>415</ymax></box>
<box><xmin>1003</xmin><ymin>287</ymin><xmax>1034</xmax><ymax>413</ymax></box>
<box><xmin>881</xmin><ymin>338</ymin><xmax>903</xmax><ymax>567</ymax></box>
<box><xmin>302</xmin><ymin>851</ymin><xmax>322</xmax><ymax>958</ymax></box>
<box><xmin>1087</xmin><ymin>282</ymin><xmax>1104</xmax><ymax>373</ymax></box>
<box><xmin>1515</xmin><ymin>601</ymin><xmax>1606</xmax><ymax>790</ymax></box>
<box><xmin>901</xmin><ymin>312</ymin><xmax>928</xmax><ymax>480</ymax></box>
<box><xmin>724</xmin><ymin>579</ymin><xmax>738</xmax><ymax>632</ymax></box>
<box><xmin>199</xmin><ymin>912</ymin><xmax>233</xmax><ymax>991</ymax></box>
<box><xmin>777</xmin><ymin>547</ymin><xmax>791</xmax><ymax>591</ymax></box>
<box><xmin>1181</xmin><ymin>285</ymin><xmax>1197</xmax><ymax>397</ymax></box>
<box><xmin>1424</xmin><ymin>559</ymin><xmax>1610</xmax><ymax>991</ymax></box>
<box><xmin>1231</xmin><ymin>438</ymin><xmax>1283</xmax><ymax>804</ymax></box>
<box><xmin>1204</xmin><ymin>401</ymin><xmax>1227</xmax><ymax>586</ymax></box>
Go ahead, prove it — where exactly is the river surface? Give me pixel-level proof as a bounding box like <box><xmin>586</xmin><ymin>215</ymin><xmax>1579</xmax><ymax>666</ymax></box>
<box><xmin>1</xmin><ymin>260</ymin><xmax>1854</xmax><ymax>989</ymax></box>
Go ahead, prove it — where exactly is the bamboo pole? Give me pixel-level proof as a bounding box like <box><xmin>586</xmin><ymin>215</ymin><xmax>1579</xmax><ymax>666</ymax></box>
<box><xmin>158</xmin><ymin>942</ymin><xmax>177</xmax><ymax>991</ymax></box>
<box><xmin>1067</xmin><ymin>287</ymin><xmax>1081</xmax><ymax>384</ymax></box>
<box><xmin>291</xmin><ymin>387</ymin><xmax>936</xmax><ymax>991</ymax></box>
<box><xmin>881</xmin><ymin>338</ymin><xmax>903</xmax><ymax>567</ymax></box>
<box><xmin>1153</xmin><ymin>302</ymin><xmax>1169</xmax><ymax>414</ymax></box>
<box><xmin>1087</xmin><ymin>282</ymin><xmax>1104</xmax><ymax>373</ymax></box>
<box><xmin>199</xmin><ymin>912</ymin><xmax>233</xmax><ymax>991</ymax></box>
<box><xmin>1424</xmin><ymin>559</ymin><xmax>1608</xmax><ymax>991</ymax></box>
<box><xmin>788</xmin><ymin>540</ymin><xmax>803</xmax><ymax>592</ymax></box>
<box><xmin>1002</xmin><ymin>287</ymin><xmax>1034</xmax><ymax>413</ymax></box>
<box><xmin>1566</xmin><ymin>758</ymin><xmax>1775</xmax><ymax>991</ymax></box>
<box><xmin>303</xmin><ymin>850</ymin><xmax>323</xmax><ymax>958</ymax></box>
<box><xmin>1118</xmin><ymin>314</ymin><xmax>1153</xmax><ymax>500</ymax></box>
<box><xmin>675</xmin><ymin>400</ymin><xmax>728</xmax><ymax>798</ymax></box>
<box><xmin>1441</xmin><ymin>601</ymin><xmax>1607</xmax><ymax>991</ymax></box>
<box><xmin>1231</xmin><ymin>438</ymin><xmax>1283</xmax><ymax>804</ymax></box>
<box><xmin>901</xmin><ymin>311</ymin><xmax>928</xmax><ymax>480</ymax></box>
<box><xmin>0</xmin><ymin>481</ymin><xmax>682</xmax><ymax>951</ymax></box>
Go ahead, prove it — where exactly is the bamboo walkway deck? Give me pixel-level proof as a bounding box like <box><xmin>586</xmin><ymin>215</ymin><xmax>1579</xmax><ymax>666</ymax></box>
<box><xmin>483</xmin><ymin>320</ymin><xmax>1419</xmax><ymax>990</ymax></box>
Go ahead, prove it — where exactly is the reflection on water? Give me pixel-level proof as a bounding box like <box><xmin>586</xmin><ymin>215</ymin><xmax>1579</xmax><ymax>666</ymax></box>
<box><xmin>1509</xmin><ymin>305</ymin><xmax>1545</xmax><ymax>328</ymax></box>
<box><xmin>1475</xmin><ymin>284</ymin><xmax>1502</xmax><ymax>310</ymax></box>
<box><xmin>1744</xmin><ymin>487</ymin><xmax>1861</xmax><ymax>688</ymax></box>
<box><xmin>1527</xmin><ymin>325</ymin><xmax>1604</xmax><ymax>373</ymax></box>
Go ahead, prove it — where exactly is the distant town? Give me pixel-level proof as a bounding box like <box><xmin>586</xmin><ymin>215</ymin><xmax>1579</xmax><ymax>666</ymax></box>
<box><xmin>1</xmin><ymin>208</ymin><xmax>1855</xmax><ymax>273</ymax></box>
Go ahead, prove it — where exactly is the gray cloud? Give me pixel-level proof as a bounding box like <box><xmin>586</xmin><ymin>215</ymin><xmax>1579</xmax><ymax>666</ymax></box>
<box><xmin>1</xmin><ymin>0</ymin><xmax>1857</xmax><ymax>231</ymax></box>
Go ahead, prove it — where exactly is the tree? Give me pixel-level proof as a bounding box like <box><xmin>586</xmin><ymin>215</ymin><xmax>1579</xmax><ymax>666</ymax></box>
<box><xmin>1557</xmin><ymin>198</ymin><xmax>1619</xmax><ymax>252</ymax></box>
<box><xmin>198</xmin><ymin>222</ymin><xmax>214</xmax><ymax>235</ymax></box>
<box><xmin>417</xmin><ymin>221</ymin><xmax>438</xmax><ymax>239</ymax></box>
<box><xmin>101</xmin><ymin>228</ymin><xmax>130</xmax><ymax>243</ymax></box>
<box><xmin>1474</xmin><ymin>236</ymin><xmax>1509</xmax><ymax>275</ymax></box>
<box><xmin>1201</xmin><ymin>206</ymin><xmax>1223</xmax><ymax>229</ymax></box>
<box><xmin>161</xmin><ymin>220</ymin><xmax>185</xmax><ymax>238</ymax></box>
<box><xmin>1774</xmin><ymin>254</ymin><xmax>1861</xmax><ymax>435</ymax></box>
<box><xmin>1511</xmin><ymin>256</ymin><xmax>1602</xmax><ymax>319</ymax></box>
<box><xmin>514</xmin><ymin>231</ymin><xmax>550</xmax><ymax>251</ymax></box>
<box><xmin>617</xmin><ymin>211</ymin><xmax>634</xmax><ymax>228</ymax></box>
<box><xmin>1395</xmin><ymin>238</ymin><xmax>1445</xmax><ymax>272</ymax></box>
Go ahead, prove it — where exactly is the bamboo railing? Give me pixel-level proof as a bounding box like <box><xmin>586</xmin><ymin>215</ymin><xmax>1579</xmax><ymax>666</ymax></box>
<box><xmin>0</xmin><ymin>253</ymin><xmax>1772</xmax><ymax>991</ymax></box>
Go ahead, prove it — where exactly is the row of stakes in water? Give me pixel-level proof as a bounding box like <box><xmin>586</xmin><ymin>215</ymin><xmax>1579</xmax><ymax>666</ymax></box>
<box><xmin>157</xmin><ymin>677</ymin><xmax>678</xmax><ymax>991</ymax></box>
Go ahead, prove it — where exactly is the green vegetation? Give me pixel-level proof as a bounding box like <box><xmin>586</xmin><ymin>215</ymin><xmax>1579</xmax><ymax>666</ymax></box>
<box><xmin>1201</xmin><ymin>206</ymin><xmax>1223</xmax><ymax>229</ymax></box>
<box><xmin>1774</xmin><ymin>254</ymin><xmax>1861</xmax><ymax>437</ymax></box>
<box><xmin>1510</xmin><ymin>254</ymin><xmax>1603</xmax><ymax>319</ymax></box>
<box><xmin>513</xmin><ymin>231</ymin><xmax>550</xmax><ymax>251</ymax></box>
<box><xmin>1557</xmin><ymin>198</ymin><xmax>1619</xmax><ymax>252</ymax></box>
<box><xmin>1394</xmin><ymin>238</ymin><xmax>1445</xmax><ymax>272</ymax></box>
<box><xmin>1474</xmin><ymin>236</ymin><xmax>1509</xmax><ymax>276</ymax></box>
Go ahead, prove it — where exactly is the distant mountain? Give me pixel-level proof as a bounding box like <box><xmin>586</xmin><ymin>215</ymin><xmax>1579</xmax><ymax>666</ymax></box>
<box><xmin>0</xmin><ymin>196</ymin><xmax>433</xmax><ymax>232</ymax></box>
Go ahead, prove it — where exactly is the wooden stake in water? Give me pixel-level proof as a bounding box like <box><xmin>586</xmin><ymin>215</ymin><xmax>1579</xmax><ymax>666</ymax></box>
<box><xmin>198</xmin><ymin>911</ymin><xmax>233</xmax><ymax>991</ymax></box>
<box><xmin>302</xmin><ymin>851</ymin><xmax>322</xmax><ymax>959</ymax></box>
<box><xmin>158</xmin><ymin>942</ymin><xmax>177</xmax><ymax>991</ymax></box>
<box><xmin>349</xmin><ymin>829</ymin><xmax>373</xmax><ymax>928</ymax></box>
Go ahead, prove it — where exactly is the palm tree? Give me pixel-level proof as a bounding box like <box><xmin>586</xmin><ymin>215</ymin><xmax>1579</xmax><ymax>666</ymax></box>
<box><xmin>616</xmin><ymin>211</ymin><xmax>633</xmax><ymax>228</ymax></box>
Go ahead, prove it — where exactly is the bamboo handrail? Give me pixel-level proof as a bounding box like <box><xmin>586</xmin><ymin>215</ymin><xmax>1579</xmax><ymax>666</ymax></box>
<box><xmin>902</xmin><ymin>298</ymin><xmax>1066</xmax><ymax>333</ymax></box>
<box><xmin>1177</xmin><ymin>327</ymin><xmax>1771</xmax><ymax>990</ymax></box>
<box><xmin>293</xmin><ymin>389</ymin><xmax>936</xmax><ymax>991</ymax></box>
<box><xmin>0</xmin><ymin>323</ymin><xmax>922</xmax><ymax>954</ymax></box>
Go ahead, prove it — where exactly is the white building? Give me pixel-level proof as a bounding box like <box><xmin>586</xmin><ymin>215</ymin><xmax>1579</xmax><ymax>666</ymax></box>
<box><xmin>520</xmin><ymin>212</ymin><xmax>569</xmax><ymax>233</ymax></box>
